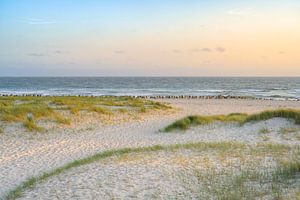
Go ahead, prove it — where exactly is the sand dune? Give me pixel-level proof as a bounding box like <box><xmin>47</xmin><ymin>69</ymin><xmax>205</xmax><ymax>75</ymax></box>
<box><xmin>1</xmin><ymin>99</ymin><xmax>300</xmax><ymax>199</ymax></box>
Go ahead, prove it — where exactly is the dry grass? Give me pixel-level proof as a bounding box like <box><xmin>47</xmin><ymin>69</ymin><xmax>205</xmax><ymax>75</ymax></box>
<box><xmin>0</xmin><ymin>96</ymin><xmax>170</xmax><ymax>132</ymax></box>
<box><xmin>5</xmin><ymin>141</ymin><xmax>243</xmax><ymax>200</ymax></box>
<box><xmin>280</xmin><ymin>127</ymin><xmax>299</xmax><ymax>134</ymax></box>
<box><xmin>261</xmin><ymin>135</ymin><xmax>270</xmax><ymax>141</ymax></box>
<box><xmin>193</xmin><ymin>160</ymin><xmax>300</xmax><ymax>200</ymax></box>
<box><xmin>5</xmin><ymin>142</ymin><xmax>300</xmax><ymax>200</ymax></box>
<box><xmin>23</xmin><ymin>118</ymin><xmax>44</xmax><ymax>132</ymax></box>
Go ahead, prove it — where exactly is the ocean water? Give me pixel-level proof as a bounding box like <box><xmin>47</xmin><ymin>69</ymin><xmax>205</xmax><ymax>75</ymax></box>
<box><xmin>0</xmin><ymin>77</ymin><xmax>300</xmax><ymax>100</ymax></box>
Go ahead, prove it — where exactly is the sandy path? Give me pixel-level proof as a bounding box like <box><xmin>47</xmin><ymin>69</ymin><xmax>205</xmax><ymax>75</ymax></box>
<box><xmin>1</xmin><ymin>99</ymin><xmax>300</xmax><ymax>198</ymax></box>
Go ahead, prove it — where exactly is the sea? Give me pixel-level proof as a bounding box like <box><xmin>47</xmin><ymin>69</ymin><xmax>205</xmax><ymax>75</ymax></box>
<box><xmin>0</xmin><ymin>77</ymin><xmax>300</xmax><ymax>100</ymax></box>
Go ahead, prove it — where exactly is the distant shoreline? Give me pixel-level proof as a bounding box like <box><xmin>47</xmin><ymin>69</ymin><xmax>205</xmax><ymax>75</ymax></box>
<box><xmin>1</xmin><ymin>76</ymin><xmax>300</xmax><ymax>78</ymax></box>
<box><xmin>0</xmin><ymin>94</ymin><xmax>299</xmax><ymax>101</ymax></box>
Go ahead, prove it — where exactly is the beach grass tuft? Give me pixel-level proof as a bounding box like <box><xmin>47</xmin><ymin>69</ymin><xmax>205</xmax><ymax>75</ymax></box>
<box><xmin>23</xmin><ymin>117</ymin><xmax>44</xmax><ymax>132</ymax></box>
<box><xmin>161</xmin><ymin>113</ymin><xmax>247</xmax><ymax>132</ymax></box>
<box><xmin>279</xmin><ymin>127</ymin><xmax>299</xmax><ymax>134</ymax></box>
<box><xmin>243</xmin><ymin>109</ymin><xmax>300</xmax><ymax>124</ymax></box>
<box><xmin>259</xmin><ymin>127</ymin><xmax>271</xmax><ymax>134</ymax></box>
<box><xmin>162</xmin><ymin>109</ymin><xmax>300</xmax><ymax>132</ymax></box>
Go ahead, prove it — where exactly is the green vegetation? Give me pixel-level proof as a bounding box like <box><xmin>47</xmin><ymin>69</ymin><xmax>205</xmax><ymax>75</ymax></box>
<box><xmin>162</xmin><ymin>113</ymin><xmax>247</xmax><ymax>132</ymax></box>
<box><xmin>243</xmin><ymin>109</ymin><xmax>300</xmax><ymax>124</ymax></box>
<box><xmin>261</xmin><ymin>135</ymin><xmax>270</xmax><ymax>141</ymax></box>
<box><xmin>5</xmin><ymin>142</ymin><xmax>299</xmax><ymax>200</ymax></box>
<box><xmin>5</xmin><ymin>141</ymin><xmax>244</xmax><ymax>200</ymax></box>
<box><xmin>259</xmin><ymin>127</ymin><xmax>271</xmax><ymax>134</ymax></box>
<box><xmin>280</xmin><ymin>127</ymin><xmax>299</xmax><ymax>134</ymax></box>
<box><xmin>279</xmin><ymin>127</ymin><xmax>300</xmax><ymax>141</ymax></box>
<box><xmin>0</xmin><ymin>96</ymin><xmax>170</xmax><ymax>132</ymax></box>
<box><xmin>195</xmin><ymin>160</ymin><xmax>300</xmax><ymax>199</ymax></box>
<box><xmin>23</xmin><ymin>117</ymin><xmax>44</xmax><ymax>132</ymax></box>
<box><xmin>162</xmin><ymin>109</ymin><xmax>300</xmax><ymax>132</ymax></box>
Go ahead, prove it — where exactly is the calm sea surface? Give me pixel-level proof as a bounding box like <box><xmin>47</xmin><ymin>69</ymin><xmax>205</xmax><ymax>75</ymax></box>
<box><xmin>0</xmin><ymin>77</ymin><xmax>300</xmax><ymax>100</ymax></box>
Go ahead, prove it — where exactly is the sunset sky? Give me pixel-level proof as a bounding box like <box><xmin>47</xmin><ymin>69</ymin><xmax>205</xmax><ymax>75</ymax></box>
<box><xmin>0</xmin><ymin>0</ymin><xmax>300</xmax><ymax>76</ymax></box>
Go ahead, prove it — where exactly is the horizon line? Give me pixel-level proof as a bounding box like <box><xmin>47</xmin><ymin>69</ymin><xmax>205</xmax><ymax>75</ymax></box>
<box><xmin>0</xmin><ymin>76</ymin><xmax>300</xmax><ymax>78</ymax></box>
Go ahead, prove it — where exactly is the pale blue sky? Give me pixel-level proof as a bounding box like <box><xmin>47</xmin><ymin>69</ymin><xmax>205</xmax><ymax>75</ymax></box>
<box><xmin>1</xmin><ymin>0</ymin><xmax>300</xmax><ymax>76</ymax></box>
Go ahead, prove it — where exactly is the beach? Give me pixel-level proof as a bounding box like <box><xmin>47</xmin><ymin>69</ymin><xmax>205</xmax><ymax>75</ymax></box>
<box><xmin>1</xmin><ymin>98</ymin><xmax>300</xmax><ymax>199</ymax></box>
<box><xmin>2</xmin><ymin>0</ymin><xmax>300</xmax><ymax>198</ymax></box>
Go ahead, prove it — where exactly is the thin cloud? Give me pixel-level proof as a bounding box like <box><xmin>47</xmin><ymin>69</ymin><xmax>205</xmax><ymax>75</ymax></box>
<box><xmin>215</xmin><ymin>47</ymin><xmax>226</xmax><ymax>53</ymax></box>
<box><xmin>27</xmin><ymin>50</ymin><xmax>69</xmax><ymax>57</ymax></box>
<box><xmin>278</xmin><ymin>51</ymin><xmax>285</xmax><ymax>54</ymax></box>
<box><xmin>226</xmin><ymin>8</ymin><xmax>252</xmax><ymax>16</ymax></box>
<box><xmin>27</xmin><ymin>53</ymin><xmax>47</xmax><ymax>57</ymax></box>
<box><xmin>190</xmin><ymin>48</ymin><xmax>211</xmax><ymax>53</ymax></box>
<box><xmin>18</xmin><ymin>17</ymin><xmax>66</xmax><ymax>25</ymax></box>
<box><xmin>172</xmin><ymin>49</ymin><xmax>182</xmax><ymax>53</ymax></box>
<box><xmin>54</xmin><ymin>50</ymin><xmax>70</xmax><ymax>54</ymax></box>
<box><xmin>190</xmin><ymin>48</ymin><xmax>201</xmax><ymax>52</ymax></box>
<box><xmin>202</xmin><ymin>48</ymin><xmax>211</xmax><ymax>52</ymax></box>
<box><xmin>189</xmin><ymin>47</ymin><xmax>227</xmax><ymax>53</ymax></box>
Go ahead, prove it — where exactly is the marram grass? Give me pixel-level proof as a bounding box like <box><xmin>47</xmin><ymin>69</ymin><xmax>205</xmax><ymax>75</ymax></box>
<box><xmin>162</xmin><ymin>109</ymin><xmax>300</xmax><ymax>132</ymax></box>
<box><xmin>194</xmin><ymin>160</ymin><xmax>300</xmax><ymax>199</ymax></box>
<box><xmin>0</xmin><ymin>96</ymin><xmax>171</xmax><ymax>132</ymax></box>
<box><xmin>5</xmin><ymin>141</ymin><xmax>244</xmax><ymax>200</ymax></box>
<box><xmin>23</xmin><ymin>118</ymin><xmax>44</xmax><ymax>132</ymax></box>
<box><xmin>4</xmin><ymin>142</ymin><xmax>300</xmax><ymax>200</ymax></box>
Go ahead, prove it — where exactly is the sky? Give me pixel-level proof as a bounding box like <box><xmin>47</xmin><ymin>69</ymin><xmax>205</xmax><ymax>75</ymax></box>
<box><xmin>0</xmin><ymin>0</ymin><xmax>300</xmax><ymax>76</ymax></box>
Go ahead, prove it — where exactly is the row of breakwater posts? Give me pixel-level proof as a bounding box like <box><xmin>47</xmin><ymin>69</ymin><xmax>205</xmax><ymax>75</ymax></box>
<box><xmin>0</xmin><ymin>93</ymin><xmax>299</xmax><ymax>101</ymax></box>
<box><xmin>136</xmin><ymin>95</ymin><xmax>300</xmax><ymax>101</ymax></box>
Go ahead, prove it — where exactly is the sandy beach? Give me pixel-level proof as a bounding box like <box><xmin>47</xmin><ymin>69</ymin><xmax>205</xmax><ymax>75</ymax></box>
<box><xmin>1</xmin><ymin>99</ymin><xmax>300</xmax><ymax>199</ymax></box>
<box><xmin>2</xmin><ymin>0</ymin><xmax>300</xmax><ymax>198</ymax></box>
